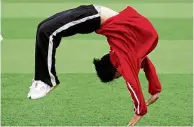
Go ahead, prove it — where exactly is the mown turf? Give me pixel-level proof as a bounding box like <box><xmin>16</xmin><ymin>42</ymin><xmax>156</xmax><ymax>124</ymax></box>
<box><xmin>1</xmin><ymin>0</ymin><xmax>193</xmax><ymax>126</ymax></box>
<box><xmin>1</xmin><ymin>74</ymin><xmax>193</xmax><ymax>126</ymax></box>
<box><xmin>2</xmin><ymin>40</ymin><xmax>193</xmax><ymax>74</ymax></box>
<box><xmin>2</xmin><ymin>18</ymin><xmax>192</xmax><ymax>40</ymax></box>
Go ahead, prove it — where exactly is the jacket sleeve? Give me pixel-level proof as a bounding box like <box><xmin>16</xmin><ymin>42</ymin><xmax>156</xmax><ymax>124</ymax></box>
<box><xmin>141</xmin><ymin>57</ymin><xmax>162</xmax><ymax>95</ymax></box>
<box><xmin>119</xmin><ymin>56</ymin><xmax>147</xmax><ymax>116</ymax></box>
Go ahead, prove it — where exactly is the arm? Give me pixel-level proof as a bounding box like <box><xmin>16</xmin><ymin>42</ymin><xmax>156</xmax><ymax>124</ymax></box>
<box><xmin>141</xmin><ymin>56</ymin><xmax>162</xmax><ymax>95</ymax></box>
<box><xmin>141</xmin><ymin>57</ymin><xmax>162</xmax><ymax>106</ymax></box>
<box><xmin>118</xmin><ymin>56</ymin><xmax>147</xmax><ymax>125</ymax></box>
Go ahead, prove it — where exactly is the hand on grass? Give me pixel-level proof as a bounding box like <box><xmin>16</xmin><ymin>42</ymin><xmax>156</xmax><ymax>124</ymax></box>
<box><xmin>128</xmin><ymin>93</ymin><xmax>160</xmax><ymax>126</ymax></box>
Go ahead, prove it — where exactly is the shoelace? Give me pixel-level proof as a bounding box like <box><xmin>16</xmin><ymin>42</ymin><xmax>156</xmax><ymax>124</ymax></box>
<box><xmin>30</xmin><ymin>81</ymin><xmax>47</xmax><ymax>90</ymax></box>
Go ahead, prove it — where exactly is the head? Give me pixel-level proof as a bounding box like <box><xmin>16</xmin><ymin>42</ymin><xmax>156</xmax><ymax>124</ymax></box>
<box><xmin>93</xmin><ymin>53</ymin><xmax>121</xmax><ymax>83</ymax></box>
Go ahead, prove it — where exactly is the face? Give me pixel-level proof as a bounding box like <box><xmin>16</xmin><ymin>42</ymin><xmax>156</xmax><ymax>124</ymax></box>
<box><xmin>114</xmin><ymin>71</ymin><xmax>121</xmax><ymax>79</ymax></box>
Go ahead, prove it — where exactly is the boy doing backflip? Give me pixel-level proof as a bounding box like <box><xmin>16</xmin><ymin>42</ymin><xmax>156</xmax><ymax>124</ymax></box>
<box><xmin>27</xmin><ymin>5</ymin><xmax>162</xmax><ymax>125</ymax></box>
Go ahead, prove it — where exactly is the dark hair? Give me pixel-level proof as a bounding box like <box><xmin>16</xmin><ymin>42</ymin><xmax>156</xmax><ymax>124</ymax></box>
<box><xmin>93</xmin><ymin>54</ymin><xmax>117</xmax><ymax>83</ymax></box>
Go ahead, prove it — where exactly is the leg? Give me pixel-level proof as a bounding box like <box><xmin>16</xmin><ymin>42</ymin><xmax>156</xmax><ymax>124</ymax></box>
<box><xmin>29</xmin><ymin>10</ymin><xmax>82</xmax><ymax>99</ymax></box>
<box><xmin>34</xmin><ymin>28</ymin><xmax>61</xmax><ymax>86</ymax></box>
<box><xmin>28</xmin><ymin>5</ymin><xmax>101</xmax><ymax>99</ymax></box>
<box><xmin>28</xmin><ymin>19</ymin><xmax>63</xmax><ymax>99</ymax></box>
<box><xmin>141</xmin><ymin>56</ymin><xmax>162</xmax><ymax>105</ymax></box>
<box><xmin>34</xmin><ymin>10</ymin><xmax>79</xmax><ymax>86</ymax></box>
<box><xmin>34</xmin><ymin>5</ymin><xmax>100</xmax><ymax>86</ymax></box>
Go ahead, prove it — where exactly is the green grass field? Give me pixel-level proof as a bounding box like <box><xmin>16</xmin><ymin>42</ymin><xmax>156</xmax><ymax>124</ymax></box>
<box><xmin>1</xmin><ymin>0</ymin><xmax>193</xmax><ymax>126</ymax></box>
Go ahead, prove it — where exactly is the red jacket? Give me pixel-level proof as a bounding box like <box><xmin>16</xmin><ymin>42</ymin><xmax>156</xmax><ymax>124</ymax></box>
<box><xmin>96</xmin><ymin>6</ymin><xmax>161</xmax><ymax>116</ymax></box>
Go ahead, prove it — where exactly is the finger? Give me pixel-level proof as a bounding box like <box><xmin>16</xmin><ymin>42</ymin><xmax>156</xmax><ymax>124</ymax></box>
<box><xmin>128</xmin><ymin>122</ymin><xmax>135</xmax><ymax>126</ymax></box>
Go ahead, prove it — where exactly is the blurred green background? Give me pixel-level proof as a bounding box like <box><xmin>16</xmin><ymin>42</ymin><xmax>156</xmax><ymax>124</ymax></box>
<box><xmin>1</xmin><ymin>0</ymin><xmax>193</xmax><ymax>126</ymax></box>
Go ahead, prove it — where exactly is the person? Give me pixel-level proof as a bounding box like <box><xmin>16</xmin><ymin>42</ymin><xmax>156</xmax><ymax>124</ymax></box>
<box><xmin>27</xmin><ymin>4</ymin><xmax>162</xmax><ymax>125</ymax></box>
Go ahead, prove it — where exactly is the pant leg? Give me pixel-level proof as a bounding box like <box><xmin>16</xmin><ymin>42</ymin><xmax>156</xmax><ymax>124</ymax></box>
<box><xmin>141</xmin><ymin>57</ymin><xmax>162</xmax><ymax>95</ymax></box>
<box><xmin>34</xmin><ymin>10</ymin><xmax>79</xmax><ymax>87</ymax></box>
<box><xmin>34</xmin><ymin>10</ymin><xmax>74</xmax><ymax>86</ymax></box>
<box><xmin>34</xmin><ymin>23</ymin><xmax>61</xmax><ymax>87</ymax></box>
<box><xmin>34</xmin><ymin>5</ymin><xmax>100</xmax><ymax>87</ymax></box>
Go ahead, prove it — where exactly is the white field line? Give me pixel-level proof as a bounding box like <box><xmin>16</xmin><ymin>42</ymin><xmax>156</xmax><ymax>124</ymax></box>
<box><xmin>2</xmin><ymin>3</ymin><xmax>192</xmax><ymax>18</ymax></box>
